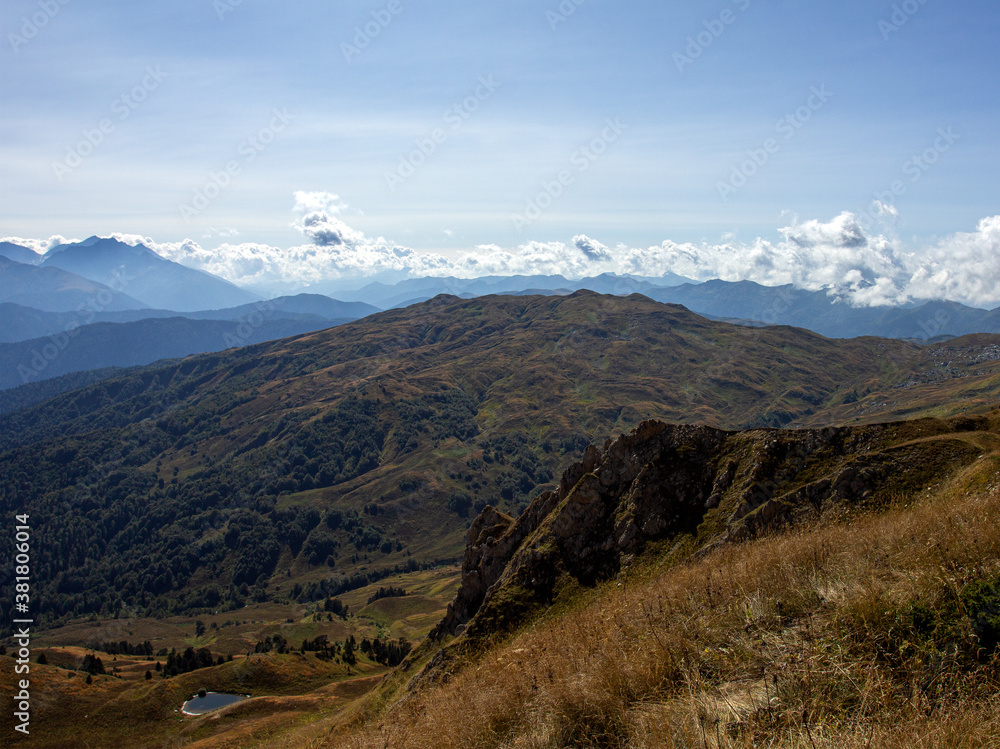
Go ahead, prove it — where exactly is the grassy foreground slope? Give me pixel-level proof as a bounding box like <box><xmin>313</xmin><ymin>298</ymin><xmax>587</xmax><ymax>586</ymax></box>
<box><xmin>301</xmin><ymin>411</ymin><xmax>1000</xmax><ymax>749</ymax></box>
<box><xmin>0</xmin><ymin>565</ymin><xmax>460</xmax><ymax>749</ymax></box>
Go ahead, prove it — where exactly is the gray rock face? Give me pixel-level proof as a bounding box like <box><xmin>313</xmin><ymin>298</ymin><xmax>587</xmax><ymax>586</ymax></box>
<box><xmin>433</xmin><ymin>421</ymin><xmax>733</xmax><ymax>638</ymax></box>
<box><xmin>429</xmin><ymin>415</ymin><xmax>981</xmax><ymax>648</ymax></box>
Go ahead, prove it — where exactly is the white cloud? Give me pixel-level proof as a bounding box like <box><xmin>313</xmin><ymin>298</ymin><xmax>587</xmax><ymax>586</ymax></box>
<box><xmin>873</xmin><ymin>200</ymin><xmax>899</xmax><ymax>220</ymax></box>
<box><xmin>442</xmin><ymin>211</ymin><xmax>998</xmax><ymax>307</ymax></box>
<box><xmin>16</xmin><ymin>197</ymin><xmax>999</xmax><ymax>308</ymax></box>
<box><xmin>290</xmin><ymin>191</ymin><xmax>364</xmax><ymax>247</ymax></box>
<box><xmin>110</xmin><ymin>232</ymin><xmax>159</xmax><ymax>247</ymax></box>
<box><xmin>573</xmin><ymin>235</ymin><xmax>612</xmax><ymax>261</ymax></box>
<box><xmin>142</xmin><ymin>227</ymin><xmax>452</xmax><ymax>294</ymax></box>
<box><xmin>204</xmin><ymin>227</ymin><xmax>241</xmax><ymax>239</ymax></box>
<box><xmin>455</xmin><ymin>239</ymin><xmax>617</xmax><ymax>278</ymax></box>
<box><xmin>0</xmin><ymin>235</ymin><xmax>80</xmax><ymax>254</ymax></box>
<box><xmin>903</xmin><ymin>215</ymin><xmax>1000</xmax><ymax>308</ymax></box>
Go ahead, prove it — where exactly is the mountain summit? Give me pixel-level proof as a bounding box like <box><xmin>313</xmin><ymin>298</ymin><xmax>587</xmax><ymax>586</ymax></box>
<box><xmin>41</xmin><ymin>236</ymin><xmax>260</xmax><ymax>311</ymax></box>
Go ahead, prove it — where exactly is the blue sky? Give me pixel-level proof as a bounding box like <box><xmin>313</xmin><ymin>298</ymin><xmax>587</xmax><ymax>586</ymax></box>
<box><xmin>1</xmin><ymin>0</ymin><xmax>998</xmax><ymax>301</ymax></box>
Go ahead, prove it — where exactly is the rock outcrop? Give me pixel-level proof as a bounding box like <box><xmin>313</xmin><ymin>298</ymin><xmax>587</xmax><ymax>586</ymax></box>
<box><xmin>429</xmin><ymin>415</ymin><xmax>986</xmax><ymax>648</ymax></box>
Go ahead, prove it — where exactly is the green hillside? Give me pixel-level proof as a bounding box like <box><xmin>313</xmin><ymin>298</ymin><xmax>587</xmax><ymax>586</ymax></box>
<box><xmin>1</xmin><ymin>293</ymin><xmax>997</xmax><ymax>631</ymax></box>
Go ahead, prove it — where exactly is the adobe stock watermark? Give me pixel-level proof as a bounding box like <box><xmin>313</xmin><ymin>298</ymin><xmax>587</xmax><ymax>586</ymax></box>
<box><xmin>51</xmin><ymin>66</ymin><xmax>168</xmax><ymax>182</ymax></box>
<box><xmin>547</xmin><ymin>0</ymin><xmax>587</xmax><ymax>31</ymax></box>
<box><xmin>879</xmin><ymin>0</ymin><xmax>931</xmax><ymax>41</ymax></box>
<box><xmin>511</xmin><ymin>117</ymin><xmax>627</xmax><ymax>231</ymax></box>
<box><xmin>912</xmin><ymin>307</ymin><xmax>952</xmax><ymax>342</ymax></box>
<box><xmin>11</xmin><ymin>515</ymin><xmax>32</xmax><ymax>737</ymax></box>
<box><xmin>673</xmin><ymin>0</ymin><xmax>751</xmax><ymax>73</ymax></box>
<box><xmin>341</xmin><ymin>0</ymin><xmax>404</xmax><ymax>63</ymax></box>
<box><xmin>222</xmin><ymin>297</ymin><xmax>286</xmax><ymax>348</ymax></box>
<box><xmin>385</xmin><ymin>75</ymin><xmax>501</xmax><ymax>192</ymax></box>
<box><xmin>717</xmin><ymin>85</ymin><xmax>832</xmax><ymax>201</ymax></box>
<box><xmin>213</xmin><ymin>0</ymin><xmax>244</xmax><ymax>21</ymax></box>
<box><xmin>855</xmin><ymin>127</ymin><xmax>960</xmax><ymax>227</ymax></box>
<box><xmin>7</xmin><ymin>0</ymin><xmax>71</xmax><ymax>53</ymax></box>
<box><xmin>178</xmin><ymin>108</ymin><xmax>294</xmax><ymax>220</ymax></box>
<box><xmin>17</xmin><ymin>267</ymin><xmax>136</xmax><ymax>385</ymax></box>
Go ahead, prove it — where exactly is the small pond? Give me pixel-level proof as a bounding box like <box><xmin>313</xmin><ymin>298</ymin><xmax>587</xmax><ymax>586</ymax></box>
<box><xmin>181</xmin><ymin>692</ymin><xmax>250</xmax><ymax>715</ymax></box>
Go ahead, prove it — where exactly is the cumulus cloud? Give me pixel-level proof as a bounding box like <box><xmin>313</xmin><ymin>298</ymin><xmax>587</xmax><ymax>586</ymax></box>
<box><xmin>203</xmin><ymin>227</ymin><xmax>241</xmax><ymax>240</ymax></box>
<box><xmin>456</xmin><ymin>239</ymin><xmax>620</xmax><ymax>278</ymax></box>
<box><xmin>442</xmin><ymin>210</ymin><xmax>997</xmax><ymax>308</ymax></box>
<box><xmin>903</xmin><ymin>216</ymin><xmax>1000</xmax><ymax>308</ymax></box>
<box><xmin>136</xmin><ymin>196</ymin><xmax>452</xmax><ymax>291</ymax></box>
<box><xmin>290</xmin><ymin>191</ymin><xmax>364</xmax><ymax>247</ymax></box>
<box><xmin>109</xmin><ymin>232</ymin><xmax>160</xmax><ymax>248</ymax></box>
<box><xmin>18</xmin><ymin>196</ymin><xmax>998</xmax><ymax>308</ymax></box>
<box><xmin>0</xmin><ymin>235</ymin><xmax>80</xmax><ymax>254</ymax></box>
<box><xmin>573</xmin><ymin>235</ymin><xmax>612</xmax><ymax>261</ymax></box>
<box><xmin>873</xmin><ymin>200</ymin><xmax>899</xmax><ymax>221</ymax></box>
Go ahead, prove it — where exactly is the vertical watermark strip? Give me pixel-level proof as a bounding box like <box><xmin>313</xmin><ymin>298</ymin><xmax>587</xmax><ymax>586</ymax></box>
<box><xmin>12</xmin><ymin>514</ymin><xmax>32</xmax><ymax>736</ymax></box>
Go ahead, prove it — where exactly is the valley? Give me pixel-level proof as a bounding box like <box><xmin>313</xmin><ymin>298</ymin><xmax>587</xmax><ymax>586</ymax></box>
<box><xmin>1</xmin><ymin>292</ymin><xmax>998</xmax><ymax>747</ymax></box>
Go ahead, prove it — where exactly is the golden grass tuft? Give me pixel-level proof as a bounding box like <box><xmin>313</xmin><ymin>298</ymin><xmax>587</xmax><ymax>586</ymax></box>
<box><xmin>311</xmin><ymin>459</ymin><xmax>1000</xmax><ymax>749</ymax></box>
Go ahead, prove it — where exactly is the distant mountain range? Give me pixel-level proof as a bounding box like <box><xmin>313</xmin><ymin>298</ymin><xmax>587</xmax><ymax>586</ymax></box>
<box><xmin>0</xmin><ymin>235</ymin><xmax>387</xmax><ymax>396</ymax></box>
<box><xmin>44</xmin><ymin>236</ymin><xmax>259</xmax><ymax>310</ymax></box>
<box><xmin>0</xmin><ymin>314</ymin><xmax>363</xmax><ymax>392</ymax></box>
<box><xmin>0</xmin><ymin>241</ymin><xmax>50</xmax><ymax>265</ymax></box>
<box><xmin>332</xmin><ymin>275</ymin><xmax>999</xmax><ymax>340</ymax></box>
<box><xmin>328</xmin><ymin>272</ymin><xmax>694</xmax><ymax>310</ymax></box>
<box><xmin>0</xmin><ymin>255</ymin><xmax>149</xmax><ymax>312</ymax></box>
<box><xmin>0</xmin><ymin>293</ymin><xmax>380</xmax><ymax>396</ymax></box>
<box><xmin>2</xmin><ymin>237</ymin><xmax>997</xmax><ymax>397</ymax></box>
<box><xmin>644</xmin><ymin>280</ymin><xmax>1000</xmax><ymax>340</ymax></box>
<box><xmin>0</xmin><ymin>295</ymin><xmax>379</xmax><ymax>343</ymax></box>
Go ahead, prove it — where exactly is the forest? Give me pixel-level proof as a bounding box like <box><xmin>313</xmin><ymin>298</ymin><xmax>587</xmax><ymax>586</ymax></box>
<box><xmin>0</xmin><ymin>381</ymin><xmax>559</xmax><ymax>631</ymax></box>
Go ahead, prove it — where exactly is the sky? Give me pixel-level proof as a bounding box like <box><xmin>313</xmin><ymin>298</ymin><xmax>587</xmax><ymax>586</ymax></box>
<box><xmin>2</xmin><ymin>0</ymin><xmax>999</xmax><ymax>304</ymax></box>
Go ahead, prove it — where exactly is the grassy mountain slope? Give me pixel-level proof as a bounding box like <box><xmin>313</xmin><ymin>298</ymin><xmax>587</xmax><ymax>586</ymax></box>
<box><xmin>1</xmin><ymin>293</ymin><xmax>997</xmax><ymax>632</ymax></box>
<box><xmin>309</xmin><ymin>410</ymin><xmax>1000</xmax><ymax>749</ymax></box>
<box><xmin>9</xmin><ymin>412</ymin><xmax>997</xmax><ymax>749</ymax></box>
<box><xmin>0</xmin><ymin>562</ymin><xmax>461</xmax><ymax>749</ymax></box>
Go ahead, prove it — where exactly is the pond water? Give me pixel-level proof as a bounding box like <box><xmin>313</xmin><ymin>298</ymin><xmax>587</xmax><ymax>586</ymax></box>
<box><xmin>181</xmin><ymin>692</ymin><xmax>250</xmax><ymax>715</ymax></box>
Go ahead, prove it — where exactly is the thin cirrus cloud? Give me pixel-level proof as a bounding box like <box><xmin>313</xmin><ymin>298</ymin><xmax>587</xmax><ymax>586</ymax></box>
<box><xmin>5</xmin><ymin>193</ymin><xmax>999</xmax><ymax>309</ymax></box>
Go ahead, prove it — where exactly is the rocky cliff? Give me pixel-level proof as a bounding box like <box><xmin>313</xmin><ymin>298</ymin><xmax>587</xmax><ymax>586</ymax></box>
<box><xmin>428</xmin><ymin>414</ymin><xmax>993</xmax><ymax>650</ymax></box>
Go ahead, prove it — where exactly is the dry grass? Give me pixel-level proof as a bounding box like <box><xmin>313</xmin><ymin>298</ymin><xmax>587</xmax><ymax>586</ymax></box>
<box><xmin>309</xmin><ymin>457</ymin><xmax>1000</xmax><ymax>749</ymax></box>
